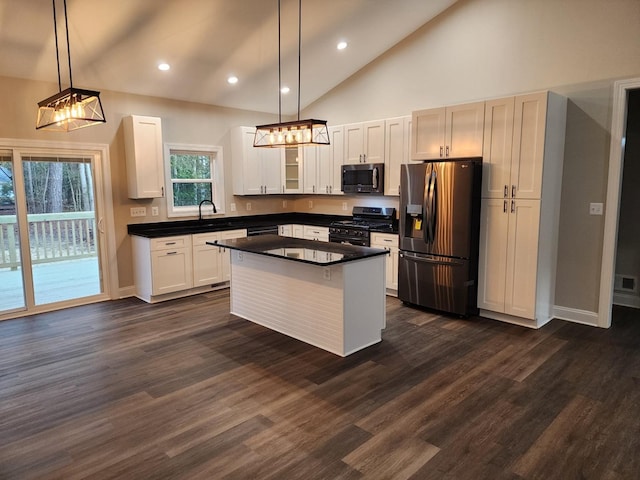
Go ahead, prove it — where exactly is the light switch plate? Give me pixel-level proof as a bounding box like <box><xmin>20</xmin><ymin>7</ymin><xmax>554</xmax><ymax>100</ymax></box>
<box><xmin>151</xmin><ymin>206</ymin><xmax>159</xmax><ymax>216</ymax></box>
<box><xmin>246</xmin><ymin>202</ymin><xmax>251</xmax><ymax>211</ymax></box>
<box><xmin>230</xmin><ymin>203</ymin><xmax>236</xmax><ymax>212</ymax></box>
<box><xmin>308</xmin><ymin>200</ymin><xmax>313</xmax><ymax>209</ymax></box>
<box><xmin>342</xmin><ymin>202</ymin><xmax>348</xmax><ymax>211</ymax></box>
<box><xmin>589</xmin><ymin>202</ymin><xmax>603</xmax><ymax>215</ymax></box>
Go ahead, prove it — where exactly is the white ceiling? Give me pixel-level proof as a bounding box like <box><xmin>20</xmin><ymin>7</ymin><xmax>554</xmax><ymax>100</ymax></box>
<box><xmin>0</xmin><ymin>0</ymin><xmax>457</xmax><ymax>115</ymax></box>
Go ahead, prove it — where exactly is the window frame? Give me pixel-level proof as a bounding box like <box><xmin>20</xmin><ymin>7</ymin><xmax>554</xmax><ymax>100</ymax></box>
<box><xmin>163</xmin><ymin>143</ymin><xmax>225</xmax><ymax>218</ymax></box>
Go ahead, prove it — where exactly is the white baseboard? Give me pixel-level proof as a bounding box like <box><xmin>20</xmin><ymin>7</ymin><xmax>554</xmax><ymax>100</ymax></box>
<box><xmin>118</xmin><ymin>286</ymin><xmax>136</xmax><ymax>299</ymax></box>
<box><xmin>613</xmin><ymin>292</ymin><xmax>640</xmax><ymax>309</ymax></box>
<box><xmin>552</xmin><ymin>305</ymin><xmax>599</xmax><ymax>327</ymax></box>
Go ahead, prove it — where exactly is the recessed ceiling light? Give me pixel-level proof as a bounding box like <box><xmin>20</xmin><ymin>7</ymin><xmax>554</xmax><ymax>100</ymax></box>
<box><xmin>337</xmin><ymin>41</ymin><xmax>348</xmax><ymax>50</ymax></box>
<box><xmin>158</xmin><ymin>63</ymin><xmax>170</xmax><ymax>71</ymax></box>
<box><xmin>228</xmin><ymin>75</ymin><xmax>239</xmax><ymax>85</ymax></box>
<box><xmin>281</xmin><ymin>86</ymin><xmax>290</xmax><ymax>94</ymax></box>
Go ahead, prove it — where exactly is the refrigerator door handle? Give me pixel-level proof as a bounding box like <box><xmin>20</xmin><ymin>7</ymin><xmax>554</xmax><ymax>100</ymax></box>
<box><xmin>373</xmin><ymin>167</ymin><xmax>378</xmax><ymax>189</ymax></box>
<box><xmin>429</xmin><ymin>170</ymin><xmax>438</xmax><ymax>244</ymax></box>
<box><xmin>400</xmin><ymin>251</ymin><xmax>465</xmax><ymax>266</ymax></box>
<box><xmin>423</xmin><ymin>165</ymin><xmax>432</xmax><ymax>244</ymax></box>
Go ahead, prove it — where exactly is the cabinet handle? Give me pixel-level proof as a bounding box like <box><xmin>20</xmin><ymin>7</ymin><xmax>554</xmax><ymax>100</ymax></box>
<box><xmin>282</xmin><ymin>186</ymin><xmax>285</xmax><ymax>193</ymax></box>
<box><xmin>440</xmin><ymin>146</ymin><xmax>443</xmax><ymax>157</ymax></box>
<box><xmin>167</xmin><ymin>251</ymin><xmax>178</xmax><ymax>255</ymax></box>
<box><xmin>330</xmin><ymin>185</ymin><xmax>333</xmax><ymax>193</ymax></box>
<box><xmin>504</xmin><ymin>185</ymin><xmax>508</xmax><ymax>198</ymax></box>
<box><xmin>511</xmin><ymin>200</ymin><xmax>515</xmax><ymax>213</ymax></box>
<box><xmin>161</xmin><ymin>186</ymin><xmax>164</xmax><ymax>197</ymax></box>
<box><xmin>503</xmin><ymin>200</ymin><xmax>507</xmax><ymax>213</ymax></box>
<box><xmin>363</xmin><ymin>154</ymin><xmax>367</xmax><ymax>163</ymax></box>
<box><xmin>512</xmin><ymin>185</ymin><xmax>516</xmax><ymax>198</ymax></box>
<box><xmin>445</xmin><ymin>146</ymin><xmax>449</xmax><ymax>157</ymax></box>
<box><xmin>313</xmin><ymin>185</ymin><xmax>316</xmax><ymax>193</ymax></box>
<box><xmin>165</xmin><ymin>242</ymin><xmax>176</xmax><ymax>245</ymax></box>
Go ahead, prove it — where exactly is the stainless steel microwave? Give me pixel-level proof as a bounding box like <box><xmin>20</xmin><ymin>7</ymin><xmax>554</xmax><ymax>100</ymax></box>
<box><xmin>341</xmin><ymin>163</ymin><xmax>384</xmax><ymax>194</ymax></box>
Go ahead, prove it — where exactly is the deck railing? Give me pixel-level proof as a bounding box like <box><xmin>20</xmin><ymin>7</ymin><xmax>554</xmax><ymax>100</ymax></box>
<box><xmin>0</xmin><ymin>212</ymin><xmax>97</xmax><ymax>269</ymax></box>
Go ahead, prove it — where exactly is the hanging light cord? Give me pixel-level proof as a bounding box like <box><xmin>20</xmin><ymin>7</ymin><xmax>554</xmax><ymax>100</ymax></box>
<box><xmin>52</xmin><ymin>0</ymin><xmax>61</xmax><ymax>91</ymax></box>
<box><xmin>297</xmin><ymin>0</ymin><xmax>301</xmax><ymax>121</ymax></box>
<box><xmin>51</xmin><ymin>0</ymin><xmax>74</xmax><ymax>92</ymax></box>
<box><xmin>277</xmin><ymin>0</ymin><xmax>282</xmax><ymax>123</ymax></box>
<box><xmin>63</xmin><ymin>0</ymin><xmax>73</xmax><ymax>88</ymax></box>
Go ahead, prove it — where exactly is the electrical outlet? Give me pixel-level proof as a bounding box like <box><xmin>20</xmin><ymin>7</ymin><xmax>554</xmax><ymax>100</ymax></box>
<box><xmin>246</xmin><ymin>202</ymin><xmax>251</xmax><ymax>211</ymax></box>
<box><xmin>589</xmin><ymin>202</ymin><xmax>603</xmax><ymax>215</ymax></box>
<box><xmin>342</xmin><ymin>202</ymin><xmax>348</xmax><ymax>211</ymax></box>
<box><xmin>323</xmin><ymin>267</ymin><xmax>331</xmax><ymax>280</ymax></box>
<box><xmin>283</xmin><ymin>200</ymin><xmax>288</xmax><ymax>208</ymax></box>
<box><xmin>308</xmin><ymin>200</ymin><xmax>313</xmax><ymax>209</ymax></box>
<box><xmin>151</xmin><ymin>206</ymin><xmax>159</xmax><ymax>216</ymax></box>
<box><xmin>130</xmin><ymin>207</ymin><xmax>146</xmax><ymax>217</ymax></box>
<box><xmin>230</xmin><ymin>203</ymin><xmax>236</xmax><ymax>212</ymax></box>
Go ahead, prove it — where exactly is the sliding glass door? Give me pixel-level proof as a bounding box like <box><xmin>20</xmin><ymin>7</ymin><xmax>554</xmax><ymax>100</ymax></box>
<box><xmin>0</xmin><ymin>152</ymin><xmax>25</xmax><ymax>314</ymax></box>
<box><xmin>0</xmin><ymin>147</ymin><xmax>109</xmax><ymax>317</ymax></box>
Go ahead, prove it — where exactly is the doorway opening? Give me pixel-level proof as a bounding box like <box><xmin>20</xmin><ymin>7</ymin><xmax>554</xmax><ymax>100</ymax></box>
<box><xmin>600</xmin><ymin>78</ymin><xmax>640</xmax><ymax>327</ymax></box>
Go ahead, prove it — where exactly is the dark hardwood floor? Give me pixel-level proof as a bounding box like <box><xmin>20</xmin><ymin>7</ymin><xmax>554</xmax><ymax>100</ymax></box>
<box><xmin>1</xmin><ymin>291</ymin><xmax>639</xmax><ymax>479</ymax></box>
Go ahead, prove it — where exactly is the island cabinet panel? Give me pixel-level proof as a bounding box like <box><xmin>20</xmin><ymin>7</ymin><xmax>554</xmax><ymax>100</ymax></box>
<box><xmin>228</xmin><ymin>250</ymin><xmax>385</xmax><ymax>357</ymax></box>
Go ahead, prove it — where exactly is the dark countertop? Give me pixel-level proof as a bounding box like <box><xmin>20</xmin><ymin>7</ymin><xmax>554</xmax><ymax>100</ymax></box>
<box><xmin>127</xmin><ymin>212</ymin><xmax>398</xmax><ymax>238</ymax></box>
<box><xmin>209</xmin><ymin>234</ymin><xmax>389</xmax><ymax>266</ymax></box>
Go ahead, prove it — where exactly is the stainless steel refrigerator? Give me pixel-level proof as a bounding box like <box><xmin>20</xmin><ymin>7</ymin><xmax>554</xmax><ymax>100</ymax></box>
<box><xmin>398</xmin><ymin>159</ymin><xmax>482</xmax><ymax>316</ymax></box>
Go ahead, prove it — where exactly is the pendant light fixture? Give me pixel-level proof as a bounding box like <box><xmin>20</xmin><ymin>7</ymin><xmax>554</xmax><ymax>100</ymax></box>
<box><xmin>254</xmin><ymin>0</ymin><xmax>329</xmax><ymax>148</ymax></box>
<box><xmin>36</xmin><ymin>0</ymin><xmax>106</xmax><ymax>131</ymax></box>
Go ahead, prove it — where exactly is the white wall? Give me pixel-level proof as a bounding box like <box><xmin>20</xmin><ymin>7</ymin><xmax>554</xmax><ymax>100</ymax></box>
<box><xmin>303</xmin><ymin>0</ymin><xmax>640</xmax><ymax>314</ymax></box>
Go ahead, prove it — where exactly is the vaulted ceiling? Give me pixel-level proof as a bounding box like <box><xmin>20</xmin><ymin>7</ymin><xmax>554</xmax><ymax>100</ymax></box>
<box><xmin>0</xmin><ymin>0</ymin><xmax>458</xmax><ymax>115</ymax></box>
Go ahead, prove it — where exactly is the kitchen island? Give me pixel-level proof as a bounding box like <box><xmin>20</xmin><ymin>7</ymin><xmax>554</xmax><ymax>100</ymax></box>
<box><xmin>210</xmin><ymin>235</ymin><xmax>388</xmax><ymax>356</ymax></box>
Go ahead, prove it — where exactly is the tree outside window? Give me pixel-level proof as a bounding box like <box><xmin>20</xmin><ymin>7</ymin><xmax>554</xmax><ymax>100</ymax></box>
<box><xmin>164</xmin><ymin>144</ymin><xmax>224</xmax><ymax>217</ymax></box>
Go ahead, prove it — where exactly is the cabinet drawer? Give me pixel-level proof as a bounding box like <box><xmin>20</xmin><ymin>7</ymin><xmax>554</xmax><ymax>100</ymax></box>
<box><xmin>219</xmin><ymin>229</ymin><xmax>247</xmax><ymax>240</ymax></box>
<box><xmin>303</xmin><ymin>226</ymin><xmax>329</xmax><ymax>236</ymax></box>
<box><xmin>371</xmin><ymin>233</ymin><xmax>398</xmax><ymax>247</ymax></box>
<box><xmin>150</xmin><ymin>235</ymin><xmax>190</xmax><ymax>251</ymax></box>
<box><xmin>192</xmin><ymin>232</ymin><xmax>220</xmax><ymax>246</ymax></box>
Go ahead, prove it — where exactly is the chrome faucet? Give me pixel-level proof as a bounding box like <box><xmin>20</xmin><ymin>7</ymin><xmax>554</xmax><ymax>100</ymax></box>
<box><xmin>198</xmin><ymin>199</ymin><xmax>217</xmax><ymax>221</ymax></box>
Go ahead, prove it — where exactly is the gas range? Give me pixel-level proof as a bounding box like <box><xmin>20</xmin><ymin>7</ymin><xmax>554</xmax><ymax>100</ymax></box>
<box><xmin>329</xmin><ymin>206</ymin><xmax>396</xmax><ymax>246</ymax></box>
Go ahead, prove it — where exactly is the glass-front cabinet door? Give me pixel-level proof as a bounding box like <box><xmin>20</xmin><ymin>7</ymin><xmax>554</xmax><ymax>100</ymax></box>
<box><xmin>281</xmin><ymin>147</ymin><xmax>303</xmax><ymax>193</ymax></box>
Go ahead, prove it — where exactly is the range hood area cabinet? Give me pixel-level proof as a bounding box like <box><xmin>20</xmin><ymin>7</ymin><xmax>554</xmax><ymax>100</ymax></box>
<box><xmin>410</xmin><ymin>101</ymin><xmax>485</xmax><ymax>160</ymax></box>
<box><xmin>231</xmin><ymin>126</ymin><xmax>283</xmax><ymax>195</ymax></box>
<box><xmin>344</xmin><ymin>120</ymin><xmax>385</xmax><ymax>164</ymax></box>
<box><xmin>477</xmin><ymin>91</ymin><xmax>567</xmax><ymax>328</ymax></box>
<box><xmin>123</xmin><ymin>115</ymin><xmax>165</xmax><ymax>199</ymax></box>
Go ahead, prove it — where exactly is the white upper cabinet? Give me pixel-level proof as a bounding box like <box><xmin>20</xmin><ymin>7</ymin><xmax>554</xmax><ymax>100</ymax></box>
<box><xmin>384</xmin><ymin>116</ymin><xmax>411</xmax><ymax>196</ymax></box>
<box><xmin>510</xmin><ymin>92</ymin><xmax>548</xmax><ymax>199</ymax></box>
<box><xmin>302</xmin><ymin>146</ymin><xmax>319</xmax><ymax>194</ymax></box>
<box><xmin>411</xmin><ymin>101</ymin><xmax>485</xmax><ymax>161</ymax></box>
<box><xmin>302</xmin><ymin>125</ymin><xmax>344</xmax><ymax>195</ymax></box>
<box><xmin>123</xmin><ymin>115</ymin><xmax>165</xmax><ymax>199</ymax></box>
<box><xmin>232</xmin><ymin>127</ymin><xmax>282</xmax><ymax>195</ymax></box>
<box><xmin>482</xmin><ymin>91</ymin><xmax>549</xmax><ymax>199</ymax></box>
<box><xmin>344</xmin><ymin>120</ymin><xmax>385</xmax><ymax>164</ymax></box>
<box><xmin>282</xmin><ymin>146</ymin><xmax>303</xmax><ymax>194</ymax></box>
<box><xmin>482</xmin><ymin>97</ymin><xmax>515</xmax><ymax>198</ymax></box>
<box><xmin>328</xmin><ymin>126</ymin><xmax>345</xmax><ymax>194</ymax></box>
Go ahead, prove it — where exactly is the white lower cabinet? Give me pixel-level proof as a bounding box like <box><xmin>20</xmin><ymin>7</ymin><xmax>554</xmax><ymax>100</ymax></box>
<box><xmin>371</xmin><ymin>233</ymin><xmax>398</xmax><ymax>295</ymax></box>
<box><xmin>133</xmin><ymin>235</ymin><xmax>193</xmax><ymax>301</ymax></box>
<box><xmin>478</xmin><ymin>198</ymin><xmax>541</xmax><ymax>322</ymax></box>
<box><xmin>219</xmin><ymin>229</ymin><xmax>247</xmax><ymax>281</ymax></box>
<box><xmin>303</xmin><ymin>225</ymin><xmax>329</xmax><ymax>242</ymax></box>
<box><xmin>132</xmin><ymin>229</ymin><xmax>247</xmax><ymax>303</ymax></box>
